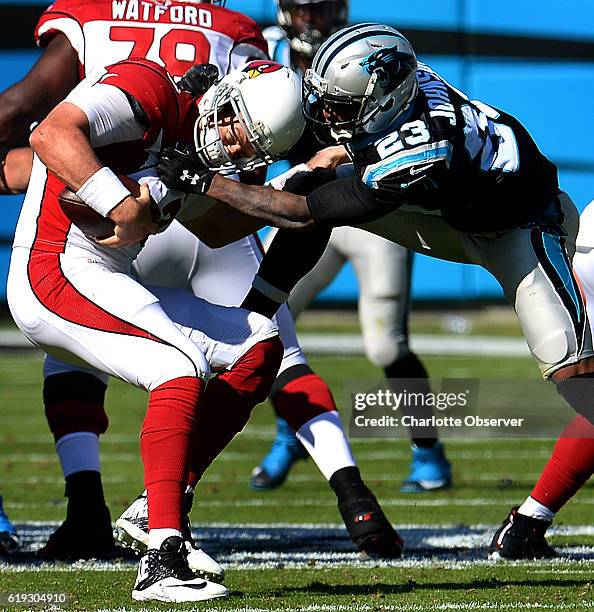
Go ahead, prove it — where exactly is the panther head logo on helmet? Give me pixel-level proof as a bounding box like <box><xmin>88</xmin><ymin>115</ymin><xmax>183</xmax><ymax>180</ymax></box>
<box><xmin>360</xmin><ymin>45</ymin><xmax>417</xmax><ymax>95</ymax></box>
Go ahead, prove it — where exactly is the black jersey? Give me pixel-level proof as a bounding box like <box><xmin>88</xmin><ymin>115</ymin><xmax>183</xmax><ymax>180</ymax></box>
<box><xmin>307</xmin><ymin>62</ymin><xmax>559</xmax><ymax>233</ymax></box>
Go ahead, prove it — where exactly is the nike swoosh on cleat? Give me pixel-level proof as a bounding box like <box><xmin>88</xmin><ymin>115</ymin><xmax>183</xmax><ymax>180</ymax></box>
<box><xmin>164</xmin><ymin>583</ymin><xmax>207</xmax><ymax>590</ymax></box>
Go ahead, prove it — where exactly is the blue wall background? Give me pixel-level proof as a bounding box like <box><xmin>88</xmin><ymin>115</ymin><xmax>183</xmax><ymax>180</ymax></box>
<box><xmin>1</xmin><ymin>0</ymin><xmax>593</xmax><ymax>302</ymax></box>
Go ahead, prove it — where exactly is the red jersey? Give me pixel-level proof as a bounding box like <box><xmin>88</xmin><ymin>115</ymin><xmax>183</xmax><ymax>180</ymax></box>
<box><xmin>14</xmin><ymin>59</ymin><xmax>194</xmax><ymax>264</ymax></box>
<box><xmin>35</xmin><ymin>0</ymin><xmax>268</xmax><ymax>80</ymax></box>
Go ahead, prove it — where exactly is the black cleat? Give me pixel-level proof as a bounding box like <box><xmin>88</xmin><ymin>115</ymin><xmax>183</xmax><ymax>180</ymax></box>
<box><xmin>488</xmin><ymin>506</ymin><xmax>556</xmax><ymax>560</ymax></box>
<box><xmin>132</xmin><ymin>536</ymin><xmax>228</xmax><ymax>602</ymax></box>
<box><xmin>37</xmin><ymin>504</ymin><xmax>115</xmax><ymax>560</ymax></box>
<box><xmin>338</xmin><ymin>495</ymin><xmax>404</xmax><ymax>558</ymax></box>
<box><xmin>115</xmin><ymin>490</ymin><xmax>224</xmax><ymax>581</ymax></box>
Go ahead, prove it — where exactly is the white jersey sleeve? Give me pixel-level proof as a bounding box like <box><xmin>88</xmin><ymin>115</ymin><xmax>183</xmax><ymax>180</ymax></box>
<box><xmin>65</xmin><ymin>74</ymin><xmax>145</xmax><ymax>147</ymax></box>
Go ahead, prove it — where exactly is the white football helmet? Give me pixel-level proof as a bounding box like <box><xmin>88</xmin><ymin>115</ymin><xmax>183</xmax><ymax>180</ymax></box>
<box><xmin>303</xmin><ymin>23</ymin><xmax>418</xmax><ymax>142</ymax></box>
<box><xmin>195</xmin><ymin>61</ymin><xmax>305</xmax><ymax>173</ymax></box>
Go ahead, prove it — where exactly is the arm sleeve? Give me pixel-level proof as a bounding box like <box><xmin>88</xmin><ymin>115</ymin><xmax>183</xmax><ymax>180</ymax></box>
<box><xmin>306</xmin><ymin>175</ymin><xmax>399</xmax><ymax>226</ymax></box>
<box><xmin>244</xmin><ymin>228</ymin><xmax>332</xmax><ymax>318</ymax></box>
<box><xmin>65</xmin><ymin>81</ymin><xmax>146</xmax><ymax>147</ymax></box>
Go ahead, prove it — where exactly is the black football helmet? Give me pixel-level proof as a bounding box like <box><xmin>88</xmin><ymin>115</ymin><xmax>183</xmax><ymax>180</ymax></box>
<box><xmin>276</xmin><ymin>0</ymin><xmax>349</xmax><ymax>58</ymax></box>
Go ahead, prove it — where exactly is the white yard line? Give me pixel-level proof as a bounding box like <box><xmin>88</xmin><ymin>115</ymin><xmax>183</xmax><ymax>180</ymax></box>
<box><xmin>0</xmin><ymin>472</ymin><xmax>542</xmax><ymax>485</ymax></box>
<box><xmin>0</xmin><ymin>449</ymin><xmax>557</xmax><ymax>463</ymax></box>
<box><xmin>7</xmin><ymin>497</ymin><xmax>594</xmax><ymax>510</ymax></box>
<box><xmin>0</xmin><ymin>331</ymin><xmax>531</xmax><ymax>357</ymax></box>
<box><xmin>3</xmin><ymin>523</ymin><xmax>592</xmax><ymax>573</ymax></box>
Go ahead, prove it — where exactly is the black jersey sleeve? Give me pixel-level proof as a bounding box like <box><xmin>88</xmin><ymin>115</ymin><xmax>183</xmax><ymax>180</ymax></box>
<box><xmin>285</xmin><ymin>167</ymin><xmax>337</xmax><ymax>195</ymax></box>
<box><xmin>306</xmin><ymin>175</ymin><xmax>399</xmax><ymax>226</ymax></box>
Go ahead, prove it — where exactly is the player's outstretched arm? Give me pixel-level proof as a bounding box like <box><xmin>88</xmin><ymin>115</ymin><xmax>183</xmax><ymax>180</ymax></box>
<box><xmin>157</xmin><ymin>150</ymin><xmax>316</xmax><ymax>231</ymax></box>
<box><xmin>0</xmin><ymin>33</ymin><xmax>79</xmax><ymax>194</ymax></box>
<box><xmin>208</xmin><ymin>175</ymin><xmax>316</xmax><ymax>231</ymax></box>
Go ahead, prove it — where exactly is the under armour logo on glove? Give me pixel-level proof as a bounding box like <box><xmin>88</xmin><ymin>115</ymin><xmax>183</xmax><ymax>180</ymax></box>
<box><xmin>157</xmin><ymin>146</ymin><xmax>215</xmax><ymax>195</ymax></box>
<box><xmin>180</xmin><ymin>170</ymin><xmax>206</xmax><ymax>185</ymax></box>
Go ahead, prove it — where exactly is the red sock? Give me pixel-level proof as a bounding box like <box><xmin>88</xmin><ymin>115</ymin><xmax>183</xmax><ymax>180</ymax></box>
<box><xmin>531</xmin><ymin>415</ymin><xmax>594</xmax><ymax>512</ymax></box>
<box><xmin>188</xmin><ymin>338</ymin><xmax>283</xmax><ymax>486</ymax></box>
<box><xmin>141</xmin><ymin>376</ymin><xmax>205</xmax><ymax>530</ymax></box>
<box><xmin>272</xmin><ymin>373</ymin><xmax>337</xmax><ymax>432</ymax></box>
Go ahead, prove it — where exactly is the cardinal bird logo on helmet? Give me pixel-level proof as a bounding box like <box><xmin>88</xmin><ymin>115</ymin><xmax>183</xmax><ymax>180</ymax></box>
<box><xmin>243</xmin><ymin>61</ymin><xmax>284</xmax><ymax>79</ymax></box>
<box><xmin>361</xmin><ymin>45</ymin><xmax>416</xmax><ymax>94</ymax></box>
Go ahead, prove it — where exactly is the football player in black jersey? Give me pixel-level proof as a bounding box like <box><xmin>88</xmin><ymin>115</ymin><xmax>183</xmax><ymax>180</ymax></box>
<box><xmin>253</xmin><ymin>2</ymin><xmax>453</xmax><ymax>495</ymax></box>
<box><xmin>159</xmin><ymin>23</ymin><xmax>594</xmax><ymax>559</ymax></box>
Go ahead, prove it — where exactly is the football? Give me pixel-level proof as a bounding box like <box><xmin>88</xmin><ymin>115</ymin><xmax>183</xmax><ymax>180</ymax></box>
<box><xmin>58</xmin><ymin>174</ymin><xmax>141</xmax><ymax>239</ymax></box>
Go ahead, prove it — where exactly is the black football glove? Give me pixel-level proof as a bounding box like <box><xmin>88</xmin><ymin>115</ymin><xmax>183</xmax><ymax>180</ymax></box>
<box><xmin>157</xmin><ymin>146</ymin><xmax>215</xmax><ymax>195</ymax></box>
<box><xmin>178</xmin><ymin>63</ymin><xmax>219</xmax><ymax>97</ymax></box>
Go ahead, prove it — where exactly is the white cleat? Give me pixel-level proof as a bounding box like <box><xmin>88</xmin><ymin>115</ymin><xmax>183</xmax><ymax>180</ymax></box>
<box><xmin>132</xmin><ymin>536</ymin><xmax>228</xmax><ymax>603</ymax></box>
<box><xmin>115</xmin><ymin>491</ymin><xmax>225</xmax><ymax>582</ymax></box>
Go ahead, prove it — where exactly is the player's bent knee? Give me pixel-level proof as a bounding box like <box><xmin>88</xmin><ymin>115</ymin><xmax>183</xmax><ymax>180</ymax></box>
<box><xmin>364</xmin><ymin>336</ymin><xmax>410</xmax><ymax>368</ymax></box>
<box><xmin>145</xmin><ymin>346</ymin><xmax>210</xmax><ymax>391</ymax></box>
<box><xmin>222</xmin><ymin>336</ymin><xmax>284</xmax><ymax>404</ymax></box>
<box><xmin>555</xmin><ymin>373</ymin><xmax>594</xmax><ymax>425</ymax></box>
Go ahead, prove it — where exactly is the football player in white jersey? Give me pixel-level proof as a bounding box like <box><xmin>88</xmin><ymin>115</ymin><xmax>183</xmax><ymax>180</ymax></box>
<box><xmin>0</xmin><ymin>0</ymin><xmax>270</xmax><ymax>563</ymax></box>
<box><xmin>250</xmin><ymin>0</ymin><xmax>451</xmax><ymax>494</ymax></box>
<box><xmin>10</xmin><ymin>55</ymin><xmax>302</xmax><ymax>602</ymax></box>
<box><xmin>159</xmin><ymin>27</ymin><xmax>594</xmax><ymax>571</ymax></box>
<box><xmin>0</xmin><ymin>0</ymin><xmax>403</xmax><ymax>563</ymax></box>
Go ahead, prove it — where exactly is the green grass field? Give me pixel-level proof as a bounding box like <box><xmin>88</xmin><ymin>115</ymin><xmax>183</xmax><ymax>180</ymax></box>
<box><xmin>1</xmin><ymin>345</ymin><xmax>593</xmax><ymax>611</ymax></box>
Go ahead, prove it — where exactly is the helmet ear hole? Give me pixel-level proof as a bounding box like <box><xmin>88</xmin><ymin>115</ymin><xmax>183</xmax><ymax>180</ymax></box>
<box><xmin>381</xmin><ymin>98</ymin><xmax>394</xmax><ymax>112</ymax></box>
